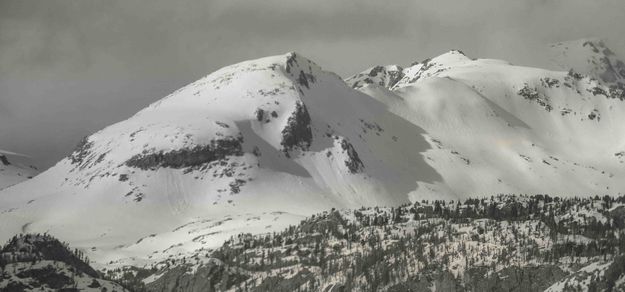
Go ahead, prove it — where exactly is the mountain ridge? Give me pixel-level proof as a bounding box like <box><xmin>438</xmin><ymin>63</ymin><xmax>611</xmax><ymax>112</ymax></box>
<box><xmin>2</xmin><ymin>39</ymin><xmax>625</xmax><ymax>269</ymax></box>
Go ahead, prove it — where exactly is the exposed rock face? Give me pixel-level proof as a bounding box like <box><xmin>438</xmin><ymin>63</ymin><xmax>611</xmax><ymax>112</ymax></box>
<box><xmin>255</xmin><ymin>108</ymin><xmax>265</xmax><ymax>122</ymax></box>
<box><xmin>68</xmin><ymin>137</ymin><xmax>95</xmax><ymax>166</ymax></box>
<box><xmin>285</xmin><ymin>52</ymin><xmax>317</xmax><ymax>94</ymax></box>
<box><xmin>347</xmin><ymin>65</ymin><xmax>405</xmax><ymax>89</ymax></box>
<box><xmin>340</xmin><ymin>139</ymin><xmax>364</xmax><ymax>173</ymax></box>
<box><xmin>284</xmin><ymin>52</ymin><xmax>299</xmax><ymax>74</ymax></box>
<box><xmin>125</xmin><ymin>137</ymin><xmax>244</xmax><ymax>170</ymax></box>
<box><xmin>609</xmin><ymin>84</ymin><xmax>625</xmax><ymax>101</ymax></box>
<box><xmin>518</xmin><ymin>84</ymin><xmax>553</xmax><ymax>112</ymax></box>
<box><xmin>280</xmin><ymin>101</ymin><xmax>312</xmax><ymax>154</ymax></box>
<box><xmin>369</xmin><ymin>65</ymin><xmax>405</xmax><ymax>87</ymax></box>
<box><xmin>297</xmin><ymin>71</ymin><xmax>315</xmax><ymax>89</ymax></box>
<box><xmin>582</xmin><ymin>40</ymin><xmax>625</xmax><ymax>83</ymax></box>
<box><xmin>0</xmin><ymin>155</ymin><xmax>9</xmax><ymax>166</ymax></box>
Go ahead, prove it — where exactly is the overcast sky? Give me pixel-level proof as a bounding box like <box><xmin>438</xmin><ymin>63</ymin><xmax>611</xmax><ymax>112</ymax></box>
<box><xmin>1</xmin><ymin>0</ymin><xmax>625</xmax><ymax>169</ymax></box>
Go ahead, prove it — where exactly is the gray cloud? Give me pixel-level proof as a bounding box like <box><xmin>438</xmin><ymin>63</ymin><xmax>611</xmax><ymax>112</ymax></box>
<box><xmin>1</xmin><ymin>0</ymin><xmax>624</xmax><ymax>169</ymax></box>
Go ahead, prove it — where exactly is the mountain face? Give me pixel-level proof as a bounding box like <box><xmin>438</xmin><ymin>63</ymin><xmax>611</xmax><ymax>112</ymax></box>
<box><xmin>0</xmin><ymin>52</ymin><xmax>439</xmax><ymax>267</ymax></box>
<box><xmin>346</xmin><ymin>64</ymin><xmax>405</xmax><ymax>90</ymax></box>
<box><xmin>353</xmin><ymin>45</ymin><xmax>625</xmax><ymax>200</ymax></box>
<box><xmin>1</xmin><ymin>39</ymin><xmax>625</xmax><ymax>269</ymax></box>
<box><xmin>0</xmin><ymin>151</ymin><xmax>38</xmax><ymax>190</ymax></box>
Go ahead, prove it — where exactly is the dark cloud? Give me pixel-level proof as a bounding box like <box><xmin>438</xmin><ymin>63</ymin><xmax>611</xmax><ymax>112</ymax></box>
<box><xmin>1</xmin><ymin>0</ymin><xmax>624</xmax><ymax>169</ymax></box>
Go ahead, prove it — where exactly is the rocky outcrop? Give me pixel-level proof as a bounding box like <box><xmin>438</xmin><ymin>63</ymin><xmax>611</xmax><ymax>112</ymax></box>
<box><xmin>0</xmin><ymin>155</ymin><xmax>9</xmax><ymax>166</ymax></box>
<box><xmin>1</xmin><ymin>234</ymin><xmax>98</xmax><ymax>277</ymax></box>
<box><xmin>0</xmin><ymin>234</ymin><xmax>127</xmax><ymax>292</ymax></box>
<box><xmin>347</xmin><ymin>65</ymin><xmax>405</xmax><ymax>89</ymax></box>
<box><xmin>340</xmin><ymin>139</ymin><xmax>364</xmax><ymax>173</ymax></box>
<box><xmin>518</xmin><ymin>84</ymin><xmax>553</xmax><ymax>111</ymax></box>
<box><xmin>68</xmin><ymin>137</ymin><xmax>95</xmax><ymax>166</ymax></box>
<box><xmin>280</xmin><ymin>102</ymin><xmax>312</xmax><ymax>155</ymax></box>
<box><xmin>125</xmin><ymin>137</ymin><xmax>244</xmax><ymax>170</ymax></box>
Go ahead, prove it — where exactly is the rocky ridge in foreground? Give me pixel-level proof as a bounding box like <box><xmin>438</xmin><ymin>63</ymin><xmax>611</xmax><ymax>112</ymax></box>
<box><xmin>0</xmin><ymin>234</ymin><xmax>128</xmax><ymax>292</ymax></box>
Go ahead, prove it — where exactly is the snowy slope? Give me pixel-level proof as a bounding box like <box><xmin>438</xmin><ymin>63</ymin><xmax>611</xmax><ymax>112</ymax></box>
<box><xmin>2</xmin><ymin>39</ymin><xmax>625</xmax><ymax>268</ymax></box>
<box><xmin>353</xmin><ymin>44</ymin><xmax>625</xmax><ymax>200</ymax></box>
<box><xmin>0</xmin><ymin>150</ymin><xmax>38</xmax><ymax>190</ymax></box>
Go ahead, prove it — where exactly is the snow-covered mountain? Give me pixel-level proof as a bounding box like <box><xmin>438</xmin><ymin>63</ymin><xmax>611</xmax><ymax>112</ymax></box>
<box><xmin>0</xmin><ymin>150</ymin><xmax>37</xmax><ymax>190</ymax></box>
<box><xmin>1</xmin><ymin>39</ymin><xmax>625</xmax><ymax>268</ymax></box>
<box><xmin>0</xmin><ymin>52</ymin><xmax>439</xmax><ymax>267</ymax></box>
<box><xmin>354</xmin><ymin>44</ymin><xmax>625</xmax><ymax>200</ymax></box>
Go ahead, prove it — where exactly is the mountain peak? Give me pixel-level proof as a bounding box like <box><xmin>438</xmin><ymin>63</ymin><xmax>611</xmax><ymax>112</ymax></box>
<box><xmin>345</xmin><ymin>64</ymin><xmax>405</xmax><ymax>89</ymax></box>
<box><xmin>346</xmin><ymin>50</ymin><xmax>473</xmax><ymax>90</ymax></box>
<box><xmin>283</xmin><ymin>51</ymin><xmax>320</xmax><ymax>71</ymax></box>
<box><xmin>140</xmin><ymin>51</ymin><xmax>325</xmax><ymax>118</ymax></box>
<box><xmin>428</xmin><ymin>49</ymin><xmax>472</xmax><ymax>65</ymax></box>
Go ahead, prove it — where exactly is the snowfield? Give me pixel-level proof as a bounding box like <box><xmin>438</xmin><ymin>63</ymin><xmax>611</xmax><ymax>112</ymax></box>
<box><xmin>1</xmin><ymin>39</ymin><xmax>625</xmax><ymax>268</ymax></box>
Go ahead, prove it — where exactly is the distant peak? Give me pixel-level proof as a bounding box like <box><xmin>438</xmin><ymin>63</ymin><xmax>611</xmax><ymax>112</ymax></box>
<box><xmin>284</xmin><ymin>51</ymin><xmax>320</xmax><ymax>71</ymax></box>
<box><xmin>581</xmin><ymin>39</ymin><xmax>616</xmax><ymax>56</ymax></box>
<box><xmin>449</xmin><ymin>49</ymin><xmax>467</xmax><ymax>56</ymax></box>
<box><xmin>549</xmin><ymin>38</ymin><xmax>623</xmax><ymax>62</ymax></box>
<box><xmin>346</xmin><ymin>64</ymin><xmax>405</xmax><ymax>89</ymax></box>
<box><xmin>550</xmin><ymin>38</ymin><xmax>612</xmax><ymax>55</ymax></box>
<box><xmin>284</xmin><ymin>51</ymin><xmax>305</xmax><ymax>72</ymax></box>
<box><xmin>549</xmin><ymin>38</ymin><xmax>625</xmax><ymax>85</ymax></box>
<box><xmin>204</xmin><ymin>51</ymin><xmax>322</xmax><ymax>80</ymax></box>
<box><xmin>431</xmin><ymin>49</ymin><xmax>472</xmax><ymax>62</ymax></box>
